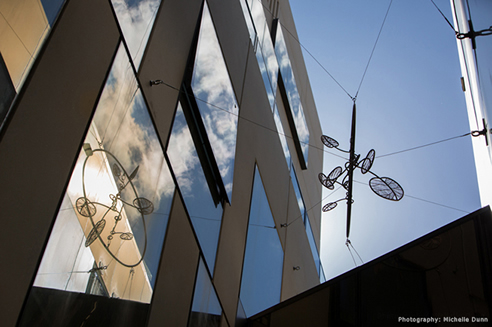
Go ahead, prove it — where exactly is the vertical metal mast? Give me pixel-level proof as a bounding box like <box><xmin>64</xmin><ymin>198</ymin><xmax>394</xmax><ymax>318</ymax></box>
<box><xmin>346</xmin><ymin>101</ymin><xmax>356</xmax><ymax>239</ymax></box>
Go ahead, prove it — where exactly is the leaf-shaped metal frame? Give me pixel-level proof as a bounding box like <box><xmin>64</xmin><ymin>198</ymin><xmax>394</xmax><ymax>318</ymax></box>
<box><xmin>322</xmin><ymin>202</ymin><xmax>337</xmax><ymax>212</ymax></box>
<box><xmin>318</xmin><ymin>104</ymin><xmax>403</xmax><ymax>240</ymax></box>
<box><xmin>321</xmin><ymin>135</ymin><xmax>339</xmax><ymax>148</ymax></box>
<box><xmin>328</xmin><ymin>166</ymin><xmax>343</xmax><ymax>181</ymax></box>
<box><xmin>369</xmin><ymin>176</ymin><xmax>404</xmax><ymax>201</ymax></box>
<box><xmin>359</xmin><ymin>149</ymin><xmax>375</xmax><ymax>174</ymax></box>
<box><xmin>318</xmin><ymin>172</ymin><xmax>335</xmax><ymax>190</ymax></box>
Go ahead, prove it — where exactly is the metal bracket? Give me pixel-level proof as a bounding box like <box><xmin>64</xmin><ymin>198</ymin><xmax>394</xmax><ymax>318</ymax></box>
<box><xmin>150</xmin><ymin>80</ymin><xmax>164</xmax><ymax>86</ymax></box>
<box><xmin>456</xmin><ymin>20</ymin><xmax>492</xmax><ymax>49</ymax></box>
<box><xmin>471</xmin><ymin>119</ymin><xmax>490</xmax><ymax>146</ymax></box>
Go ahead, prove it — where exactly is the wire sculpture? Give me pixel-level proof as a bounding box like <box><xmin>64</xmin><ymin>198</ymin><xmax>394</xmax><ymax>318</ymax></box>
<box><xmin>319</xmin><ymin>103</ymin><xmax>404</xmax><ymax>239</ymax></box>
<box><xmin>76</xmin><ymin>143</ymin><xmax>154</xmax><ymax>268</ymax></box>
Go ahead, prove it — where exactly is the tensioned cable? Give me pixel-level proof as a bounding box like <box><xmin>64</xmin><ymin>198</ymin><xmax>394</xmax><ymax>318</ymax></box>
<box><xmin>354</xmin><ymin>0</ymin><xmax>393</xmax><ymax>100</ymax></box>
<box><xmin>261</xmin><ymin>0</ymin><xmax>394</xmax><ymax>103</ymax></box>
<box><xmin>430</xmin><ymin>0</ymin><xmax>457</xmax><ymax>32</ymax></box>
<box><xmin>256</xmin><ymin>0</ymin><xmax>354</xmax><ymax>100</ymax></box>
<box><xmin>282</xmin><ymin>185</ymin><xmax>343</xmax><ymax>228</ymax></box>
<box><xmin>150</xmin><ymin>79</ymin><xmax>349</xmax><ymax>160</ymax></box>
<box><xmin>346</xmin><ymin>239</ymin><xmax>364</xmax><ymax>264</ymax></box>
<box><xmin>352</xmin><ymin>179</ymin><xmax>469</xmax><ymax>214</ymax></box>
<box><xmin>155</xmin><ymin>78</ymin><xmax>474</xmax><ymax>166</ymax></box>
<box><xmin>377</xmin><ymin>132</ymin><xmax>471</xmax><ymax>158</ymax></box>
<box><xmin>279</xmin><ymin>26</ymin><xmax>354</xmax><ymax>100</ymax></box>
<box><xmin>405</xmin><ymin>194</ymin><xmax>469</xmax><ymax>214</ymax></box>
<box><xmin>346</xmin><ymin>244</ymin><xmax>358</xmax><ymax>266</ymax></box>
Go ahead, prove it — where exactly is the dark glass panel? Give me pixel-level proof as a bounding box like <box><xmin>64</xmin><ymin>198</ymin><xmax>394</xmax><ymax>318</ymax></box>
<box><xmin>0</xmin><ymin>52</ymin><xmax>15</xmax><ymax>124</ymax></box>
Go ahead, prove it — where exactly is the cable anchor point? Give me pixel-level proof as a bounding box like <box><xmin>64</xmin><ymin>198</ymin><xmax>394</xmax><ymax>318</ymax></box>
<box><xmin>471</xmin><ymin>119</ymin><xmax>490</xmax><ymax>146</ymax></box>
<box><xmin>150</xmin><ymin>80</ymin><xmax>164</xmax><ymax>86</ymax></box>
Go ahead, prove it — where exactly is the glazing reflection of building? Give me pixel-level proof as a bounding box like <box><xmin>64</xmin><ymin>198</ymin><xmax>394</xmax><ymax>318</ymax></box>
<box><xmin>0</xmin><ymin>0</ymin><xmax>324</xmax><ymax>326</ymax></box>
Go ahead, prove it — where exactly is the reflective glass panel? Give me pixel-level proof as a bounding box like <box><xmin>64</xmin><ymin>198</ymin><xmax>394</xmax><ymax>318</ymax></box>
<box><xmin>191</xmin><ymin>2</ymin><xmax>239</xmax><ymax>202</ymax></box>
<box><xmin>111</xmin><ymin>0</ymin><xmax>162</xmax><ymax>69</ymax></box>
<box><xmin>240</xmin><ymin>166</ymin><xmax>284</xmax><ymax>317</ymax></box>
<box><xmin>305</xmin><ymin>213</ymin><xmax>320</xmax><ymax>274</ymax></box>
<box><xmin>29</xmin><ymin>43</ymin><xmax>175</xmax><ymax>305</ymax></box>
<box><xmin>275</xmin><ymin>23</ymin><xmax>310</xmax><ymax>167</ymax></box>
<box><xmin>0</xmin><ymin>53</ymin><xmax>15</xmax><ymax>123</ymax></box>
<box><xmin>291</xmin><ymin>167</ymin><xmax>321</xmax><ymax>276</ymax></box>
<box><xmin>167</xmin><ymin>103</ymin><xmax>224</xmax><ymax>275</ymax></box>
<box><xmin>0</xmin><ymin>0</ymin><xmax>66</xmax><ymax>123</ymax></box>
<box><xmin>188</xmin><ymin>258</ymin><xmax>222</xmax><ymax>327</ymax></box>
<box><xmin>238</xmin><ymin>0</ymin><xmax>257</xmax><ymax>50</ymax></box>
<box><xmin>290</xmin><ymin>167</ymin><xmax>306</xmax><ymax>223</ymax></box>
<box><xmin>320</xmin><ymin>263</ymin><xmax>326</xmax><ymax>283</ymax></box>
<box><xmin>238</xmin><ymin>0</ymin><xmax>291</xmax><ymax>168</ymax></box>
<box><xmin>250</xmin><ymin>1</ymin><xmax>279</xmax><ymax>99</ymax></box>
<box><xmin>274</xmin><ymin>104</ymin><xmax>292</xmax><ymax>167</ymax></box>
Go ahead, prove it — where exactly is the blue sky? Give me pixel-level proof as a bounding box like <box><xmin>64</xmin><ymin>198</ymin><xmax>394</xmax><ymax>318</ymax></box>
<box><xmin>289</xmin><ymin>0</ymin><xmax>482</xmax><ymax>280</ymax></box>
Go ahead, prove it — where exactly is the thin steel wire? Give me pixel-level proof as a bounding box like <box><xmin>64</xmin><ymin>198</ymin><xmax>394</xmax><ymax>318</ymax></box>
<box><xmin>430</xmin><ymin>0</ymin><xmax>457</xmax><ymax>32</ymax></box>
<box><xmin>355</xmin><ymin>0</ymin><xmax>394</xmax><ymax>100</ymax></box>
<box><xmin>376</xmin><ymin>132</ymin><xmax>471</xmax><ymax>158</ymax></box>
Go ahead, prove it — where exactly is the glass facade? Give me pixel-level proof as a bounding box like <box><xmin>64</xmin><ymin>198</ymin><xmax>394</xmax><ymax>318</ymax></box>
<box><xmin>26</xmin><ymin>42</ymin><xmax>175</xmax><ymax>308</ymax></box>
<box><xmin>290</xmin><ymin>167</ymin><xmax>322</xmax><ymax>279</ymax></box>
<box><xmin>167</xmin><ymin>104</ymin><xmax>224</xmax><ymax>276</ymax></box>
<box><xmin>0</xmin><ymin>0</ymin><xmax>66</xmax><ymax>124</ymax></box>
<box><xmin>274</xmin><ymin>22</ymin><xmax>310</xmax><ymax>169</ymax></box>
<box><xmin>188</xmin><ymin>257</ymin><xmax>223</xmax><ymax>327</ymax></box>
<box><xmin>239</xmin><ymin>166</ymin><xmax>284</xmax><ymax>317</ymax></box>
<box><xmin>191</xmin><ymin>2</ymin><xmax>240</xmax><ymax>202</ymax></box>
<box><xmin>111</xmin><ymin>0</ymin><xmax>162</xmax><ymax>69</ymax></box>
<box><xmin>5</xmin><ymin>0</ymin><xmax>323</xmax><ymax>325</ymax></box>
<box><xmin>239</xmin><ymin>0</ymin><xmax>291</xmax><ymax>168</ymax></box>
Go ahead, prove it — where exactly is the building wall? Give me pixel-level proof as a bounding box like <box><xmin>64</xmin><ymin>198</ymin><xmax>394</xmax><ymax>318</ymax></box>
<box><xmin>249</xmin><ymin>206</ymin><xmax>492</xmax><ymax>326</ymax></box>
<box><xmin>0</xmin><ymin>0</ymin><xmax>323</xmax><ymax>326</ymax></box>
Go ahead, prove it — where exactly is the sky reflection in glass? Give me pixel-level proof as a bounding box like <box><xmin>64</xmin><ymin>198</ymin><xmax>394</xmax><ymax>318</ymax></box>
<box><xmin>240</xmin><ymin>166</ymin><xmax>283</xmax><ymax>317</ymax></box>
<box><xmin>167</xmin><ymin>104</ymin><xmax>224</xmax><ymax>276</ymax></box>
<box><xmin>33</xmin><ymin>43</ymin><xmax>175</xmax><ymax>303</ymax></box>
<box><xmin>238</xmin><ymin>0</ymin><xmax>291</xmax><ymax>168</ymax></box>
<box><xmin>192</xmin><ymin>2</ymin><xmax>239</xmax><ymax>201</ymax></box>
<box><xmin>291</xmin><ymin>167</ymin><xmax>321</xmax><ymax>277</ymax></box>
<box><xmin>275</xmin><ymin>23</ymin><xmax>310</xmax><ymax>167</ymax></box>
<box><xmin>111</xmin><ymin>0</ymin><xmax>162</xmax><ymax>69</ymax></box>
<box><xmin>189</xmin><ymin>258</ymin><xmax>222</xmax><ymax>327</ymax></box>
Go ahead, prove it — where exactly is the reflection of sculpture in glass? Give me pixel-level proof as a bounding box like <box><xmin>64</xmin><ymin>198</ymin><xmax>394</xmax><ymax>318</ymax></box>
<box><xmin>319</xmin><ymin>103</ymin><xmax>403</xmax><ymax>239</ymax></box>
<box><xmin>77</xmin><ymin>143</ymin><xmax>154</xmax><ymax>268</ymax></box>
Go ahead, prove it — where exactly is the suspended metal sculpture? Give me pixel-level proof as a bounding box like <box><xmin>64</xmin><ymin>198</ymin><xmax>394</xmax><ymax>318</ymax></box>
<box><xmin>319</xmin><ymin>103</ymin><xmax>403</xmax><ymax>239</ymax></box>
<box><xmin>76</xmin><ymin>144</ymin><xmax>154</xmax><ymax>268</ymax></box>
